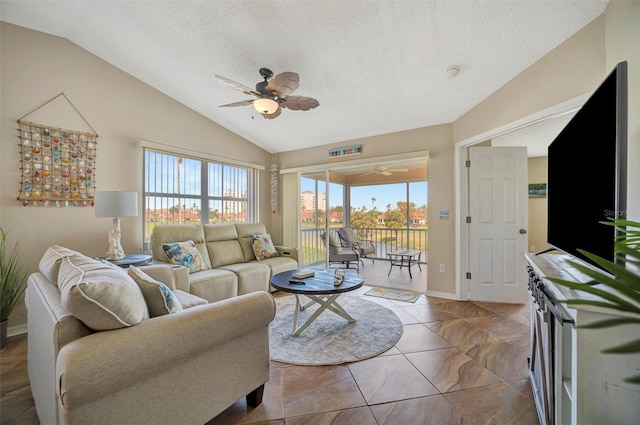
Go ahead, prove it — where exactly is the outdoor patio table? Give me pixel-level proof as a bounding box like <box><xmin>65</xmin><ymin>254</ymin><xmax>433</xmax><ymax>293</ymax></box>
<box><xmin>386</xmin><ymin>249</ymin><xmax>423</xmax><ymax>278</ymax></box>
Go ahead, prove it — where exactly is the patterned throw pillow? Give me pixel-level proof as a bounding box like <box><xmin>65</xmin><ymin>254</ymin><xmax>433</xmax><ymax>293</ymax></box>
<box><xmin>250</xmin><ymin>233</ymin><xmax>279</xmax><ymax>261</ymax></box>
<box><xmin>162</xmin><ymin>240</ymin><xmax>208</xmax><ymax>274</ymax></box>
<box><xmin>128</xmin><ymin>266</ymin><xmax>183</xmax><ymax>317</ymax></box>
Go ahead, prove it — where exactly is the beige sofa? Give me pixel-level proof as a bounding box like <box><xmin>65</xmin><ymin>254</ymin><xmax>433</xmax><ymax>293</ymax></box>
<box><xmin>27</xmin><ymin>246</ymin><xmax>275</xmax><ymax>425</ymax></box>
<box><xmin>151</xmin><ymin>223</ymin><xmax>302</xmax><ymax>302</ymax></box>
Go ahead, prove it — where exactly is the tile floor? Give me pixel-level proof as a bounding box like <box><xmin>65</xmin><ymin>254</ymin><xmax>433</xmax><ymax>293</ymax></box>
<box><xmin>1</xmin><ymin>285</ymin><xmax>539</xmax><ymax>425</ymax></box>
<box><xmin>206</xmin><ymin>286</ymin><xmax>539</xmax><ymax>425</ymax></box>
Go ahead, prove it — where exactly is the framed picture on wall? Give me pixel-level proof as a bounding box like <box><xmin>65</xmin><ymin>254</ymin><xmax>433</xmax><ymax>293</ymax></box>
<box><xmin>328</xmin><ymin>144</ymin><xmax>362</xmax><ymax>158</ymax></box>
<box><xmin>528</xmin><ymin>183</ymin><xmax>547</xmax><ymax>198</ymax></box>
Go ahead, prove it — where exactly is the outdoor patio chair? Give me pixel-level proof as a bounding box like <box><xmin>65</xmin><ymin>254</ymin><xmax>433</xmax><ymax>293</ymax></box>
<box><xmin>337</xmin><ymin>227</ymin><xmax>376</xmax><ymax>266</ymax></box>
<box><xmin>320</xmin><ymin>231</ymin><xmax>360</xmax><ymax>272</ymax></box>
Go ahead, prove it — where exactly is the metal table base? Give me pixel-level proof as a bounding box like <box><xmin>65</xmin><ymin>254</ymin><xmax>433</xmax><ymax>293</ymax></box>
<box><xmin>292</xmin><ymin>293</ymin><xmax>356</xmax><ymax>336</ymax></box>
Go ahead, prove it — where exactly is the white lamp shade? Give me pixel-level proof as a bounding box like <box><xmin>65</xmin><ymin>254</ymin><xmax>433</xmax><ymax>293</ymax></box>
<box><xmin>95</xmin><ymin>191</ymin><xmax>139</xmax><ymax>218</ymax></box>
<box><xmin>253</xmin><ymin>98</ymin><xmax>279</xmax><ymax>115</ymax></box>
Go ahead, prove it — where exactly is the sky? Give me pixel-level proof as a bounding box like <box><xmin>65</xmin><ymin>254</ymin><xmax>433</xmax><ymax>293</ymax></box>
<box><xmin>301</xmin><ymin>178</ymin><xmax>427</xmax><ymax>211</ymax></box>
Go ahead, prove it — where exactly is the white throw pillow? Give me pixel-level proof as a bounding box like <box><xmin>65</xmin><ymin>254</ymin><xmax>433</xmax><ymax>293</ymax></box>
<box><xmin>128</xmin><ymin>266</ymin><xmax>183</xmax><ymax>317</ymax></box>
<box><xmin>57</xmin><ymin>254</ymin><xmax>149</xmax><ymax>331</ymax></box>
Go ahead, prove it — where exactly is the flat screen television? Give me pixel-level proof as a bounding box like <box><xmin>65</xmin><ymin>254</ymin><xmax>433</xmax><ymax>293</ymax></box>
<box><xmin>547</xmin><ymin>61</ymin><xmax>627</xmax><ymax>268</ymax></box>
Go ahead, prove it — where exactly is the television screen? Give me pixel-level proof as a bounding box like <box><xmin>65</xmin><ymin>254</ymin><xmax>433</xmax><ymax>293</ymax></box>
<box><xmin>547</xmin><ymin>61</ymin><xmax>627</xmax><ymax>267</ymax></box>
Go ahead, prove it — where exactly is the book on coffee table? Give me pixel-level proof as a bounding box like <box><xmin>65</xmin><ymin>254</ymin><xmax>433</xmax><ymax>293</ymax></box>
<box><xmin>292</xmin><ymin>269</ymin><xmax>315</xmax><ymax>279</ymax></box>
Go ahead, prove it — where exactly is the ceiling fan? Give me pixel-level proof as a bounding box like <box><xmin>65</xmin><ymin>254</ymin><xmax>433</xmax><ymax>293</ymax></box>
<box><xmin>360</xmin><ymin>166</ymin><xmax>409</xmax><ymax>177</ymax></box>
<box><xmin>215</xmin><ymin>68</ymin><xmax>319</xmax><ymax>119</ymax></box>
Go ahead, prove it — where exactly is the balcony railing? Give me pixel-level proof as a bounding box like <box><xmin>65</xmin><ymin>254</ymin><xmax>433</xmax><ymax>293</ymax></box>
<box><xmin>301</xmin><ymin>227</ymin><xmax>428</xmax><ymax>266</ymax></box>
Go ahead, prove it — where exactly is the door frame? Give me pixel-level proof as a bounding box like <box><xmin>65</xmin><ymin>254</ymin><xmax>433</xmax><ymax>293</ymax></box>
<box><xmin>282</xmin><ymin>151</ymin><xmax>429</xmax><ymax>267</ymax></box>
<box><xmin>454</xmin><ymin>94</ymin><xmax>590</xmax><ymax>300</ymax></box>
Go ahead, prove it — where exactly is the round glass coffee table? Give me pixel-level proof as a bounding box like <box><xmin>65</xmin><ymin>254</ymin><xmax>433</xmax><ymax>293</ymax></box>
<box><xmin>270</xmin><ymin>268</ymin><xmax>364</xmax><ymax>336</ymax></box>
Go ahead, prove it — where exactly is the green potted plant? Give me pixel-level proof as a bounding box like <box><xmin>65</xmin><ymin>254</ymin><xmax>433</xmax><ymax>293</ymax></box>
<box><xmin>0</xmin><ymin>227</ymin><xmax>28</xmax><ymax>348</ymax></box>
<box><xmin>547</xmin><ymin>219</ymin><xmax>640</xmax><ymax>384</ymax></box>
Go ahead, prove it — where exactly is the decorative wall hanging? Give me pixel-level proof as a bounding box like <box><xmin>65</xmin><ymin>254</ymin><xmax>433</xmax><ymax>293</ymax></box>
<box><xmin>329</xmin><ymin>144</ymin><xmax>362</xmax><ymax>158</ymax></box>
<box><xmin>16</xmin><ymin>93</ymin><xmax>98</xmax><ymax>207</ymax></box>
<box><xmin>270</xmin><ymin>164</ymin><xmax>278</xmax><ymax>213</ymax></box>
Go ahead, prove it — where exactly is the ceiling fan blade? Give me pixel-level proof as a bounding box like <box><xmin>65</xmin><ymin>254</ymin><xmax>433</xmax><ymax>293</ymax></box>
<box><xmin>261</xmin><ymin>107</ymin><xmax>282</xmax><ymax>119</ymax></box>
<box><xmin>266</xmin><ymin>72</ymin><xmax>299</xmax><ymax>97</ymax></box>
<box><xmin>280</xmin><ymin>96</ymin><xmax>320</xmax><ymax>111</ymax></box>
<box><xmin>219</xmin><ymin>99</ymin><xmax>255</xmax><ymax>107</ymax></box>
<box><xmin>381</xmin><ymin>171</ymin><xmax>393</xmax><ymax>176</ymax></box>
<box><xmin>388</xmin><ymin>168</ymin><xmax>409</xmax><ymax>172</ymax></box>
<box><xmin>215</xmin><ymin>74</ymin><xmax>260</xmax><ymax>96</ymax></box>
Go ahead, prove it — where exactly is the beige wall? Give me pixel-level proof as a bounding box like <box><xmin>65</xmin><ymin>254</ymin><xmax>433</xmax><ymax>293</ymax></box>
<box><xmin>0</xmin><ymin>23</ymin><xmax>272</xmax><ymax>330</ymax></box>
<box><xmin>454</xmin><ymin>14</ymin><xmax>606</xmax><ymax>142</ymax></box>
<box><xmin>275</xmin><ymin>125</ymin><xmax>455</xmax><ymax>294</ymax></box>
<box><xmin>527</xmin><ymin>157</ymin><xmax>549</xmax><ymax>254</ymax></box>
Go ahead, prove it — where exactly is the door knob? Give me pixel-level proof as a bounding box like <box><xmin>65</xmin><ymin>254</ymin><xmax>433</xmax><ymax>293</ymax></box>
<box><xmin>519</xmin><ymin>229</ymin><xmax>527</xmax><ymax>234</ymax></box>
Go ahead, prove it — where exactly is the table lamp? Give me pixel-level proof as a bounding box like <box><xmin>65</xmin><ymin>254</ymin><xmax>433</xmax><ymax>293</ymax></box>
<box><xmin>95</xmin><ymin>191</ymin><xmax>138</xmax><ymax>260</ymax></box>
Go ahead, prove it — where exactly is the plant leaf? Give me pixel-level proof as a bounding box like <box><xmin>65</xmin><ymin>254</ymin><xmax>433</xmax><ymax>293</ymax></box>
<box><xmin>571</xmin><ymin>253</ymin><xmax>640</xmax><ymax>299</ymax></box>
<box><xmin>578</xmin><ymin>317</ymin><xmax>640</xmax><ymax>329</ymax></box>
<box><xmin>624</xmin><ymin>374</ymin><xmax>640</xmax><ymax>384</ymax></box>
<box><xmin>601</xmin><ymin>338</ymin><xmax>640</xmax><ymax>354</ymax></box>
<box><xmin>555</xmin><ymin>298</ymin><xmax>638</xmax><ymax>313</ymax></box>
<box><xmin>547</xmin><ymin>278</ymin><xmax>640</xmax><ymax>313</ymax></box>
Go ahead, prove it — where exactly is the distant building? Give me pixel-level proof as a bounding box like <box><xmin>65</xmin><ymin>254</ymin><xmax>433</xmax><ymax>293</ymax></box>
<box><xmin>300</xmin><ymin>190</ymin><xmax>326</xmax><ymax>211</ymax></box>
<box><xmin>300</xmin><ymin>210</ymin><xmax>315</xmax><ymax>221</ymax></box>
<box><xmin>409</xmin><ymin>212</ymin><xmax>427</xmax><ymax>225</ymax></box>
<box><xmin>223</xmin><ymin>189</ymin><xmax>247</xmax><ymax>216</ymax></box>
<box><xmin>329</xmin><ymin>211</ymin><xmax>344</xmax><ymax>223</ymax></box>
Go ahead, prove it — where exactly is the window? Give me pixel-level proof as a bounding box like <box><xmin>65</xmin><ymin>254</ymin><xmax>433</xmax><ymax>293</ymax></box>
<box><xmin>143</xmin><ymin>149</ymin><xmax>259</xmax><ymax>245</ymax></box>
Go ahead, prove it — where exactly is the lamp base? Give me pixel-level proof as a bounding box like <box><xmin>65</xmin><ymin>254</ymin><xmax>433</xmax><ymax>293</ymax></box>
<box><xmin>105</xmin><ymin>217</ymin><xmax>125</xmax><ymax>260</ymax></box>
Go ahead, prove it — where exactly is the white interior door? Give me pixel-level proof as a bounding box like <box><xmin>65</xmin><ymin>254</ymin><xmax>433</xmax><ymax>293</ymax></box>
<box><xmin>468</xmin><ymin>146</ymin><xmax>528</xmax><ymax>303</ymax></box>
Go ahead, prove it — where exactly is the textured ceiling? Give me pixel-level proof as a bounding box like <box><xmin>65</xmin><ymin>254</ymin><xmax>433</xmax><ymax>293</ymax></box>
<box><xmin>0</xmin><ymin>0</ymin><xmax>608</xmax><ymax>153</ymax></box>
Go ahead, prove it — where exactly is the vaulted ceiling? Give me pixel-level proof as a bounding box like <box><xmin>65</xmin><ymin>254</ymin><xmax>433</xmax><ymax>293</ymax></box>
<box><xmin>0</xmin><ymin>0</ymin><xmax>608</xmax><ymax>153</ymax></box>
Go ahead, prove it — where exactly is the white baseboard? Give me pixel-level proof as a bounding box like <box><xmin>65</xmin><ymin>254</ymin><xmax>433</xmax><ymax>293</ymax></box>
<box><xmin>425</xmin><ymin>290</ymin><xmax>459</xmax><ymax>300</ymax></box>
<box><xmin>8</xmin><ymin>324</ymin><xmax>28</xmax><ymax>337</ymax></box>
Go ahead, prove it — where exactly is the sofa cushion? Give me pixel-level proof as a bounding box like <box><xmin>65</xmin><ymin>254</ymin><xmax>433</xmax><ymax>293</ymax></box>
<box><xmin>57</xmin><ymin>255</ymin><xmax>149</xmax><ymax>331</ymax></box>
<box><xmin>250</xmin><ymin>233</ymin><xmax>279</xmax><ymax>261</ymax></box>
<box><xmin>187</xmin><ymin>268</ymin><xmax>239</xmax><ymax>302</ymax></box>
<box><xmin>206</xmin><ymin>240</ymin><xmax>246</xmax><ymax>268</ymax></box>
<box><xmin>39</xmin><ymin>245</ymin><xmax>81</xmax><ymax>284</ymax></box>
<box><xmin>218</xmin><ymin>262</ymin><xmax>271</xmax><ymax>295</ymax></box>
<box><xmin>162</xmin><ymin>240</ymin><xmax>209</xmax><ymax>274</ymax></box>
<box><xmin>256</xmin><ymin>256</ymin><xmax>298</xmax><ymax>276</ymax></box>
<box><xmin>128</xmin><ymin>266</ymin><xmax>183</xmax><ymax>317</ymax></box>
<box><xmin>173</xmin><ymin>289</ymin><xmax>208</xmax><ymax>309</ymax></box>
<box><xmin>203</xmin><ymin>224</ymin><xmax>246</xmax><ymax>267</ymax></box>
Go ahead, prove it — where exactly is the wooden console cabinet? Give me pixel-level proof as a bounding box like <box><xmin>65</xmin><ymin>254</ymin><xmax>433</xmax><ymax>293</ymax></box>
<box><xmin>525</xmin><ymin>252</ymin><xmax>639</xmax><ymax>425</ymax></box>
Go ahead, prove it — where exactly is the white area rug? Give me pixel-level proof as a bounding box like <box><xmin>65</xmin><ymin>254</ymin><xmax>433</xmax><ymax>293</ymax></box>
<box><xmin>270</xmin><ymin>295</ymin><xmax>403</xmax><ymax>365</ymax></box>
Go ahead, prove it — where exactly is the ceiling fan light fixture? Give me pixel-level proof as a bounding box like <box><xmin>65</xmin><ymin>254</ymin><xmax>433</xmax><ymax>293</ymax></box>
<box><xmin>253</xmin><ymin>98</ymin><xmax>279</xmax><ymax>115</ymax></box>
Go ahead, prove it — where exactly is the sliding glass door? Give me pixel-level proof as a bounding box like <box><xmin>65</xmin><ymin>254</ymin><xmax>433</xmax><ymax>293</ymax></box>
<box><xmin>300</xmin><ymin>172</ymin><xmax>347</xmax><ymax>266</ymax></box>
<box><xmin>296</xmin><ymin>157</ymin><xmax>428</xmax><ymax>267</ymax></box>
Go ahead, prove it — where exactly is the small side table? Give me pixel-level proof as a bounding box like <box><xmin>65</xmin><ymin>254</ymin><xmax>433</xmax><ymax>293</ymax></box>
<box><xmin>387</xmin><ymin>249</ymin><xmax>423</xmax><ymax>278</ymax></box>
<box><xmin>102</xmin><ymin>253</ymin><xmax>152</xmax><ymax>268</ymax></box>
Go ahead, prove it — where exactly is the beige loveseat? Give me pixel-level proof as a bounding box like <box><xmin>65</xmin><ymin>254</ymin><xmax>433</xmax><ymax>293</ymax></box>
<box><xmin>27</xmin><ymin>246</ymin><xmax>275</xmax><ymax>425</ymax></box>
<box><xmin>151</xmin><ymin>223</ymin><xmax>302</xmax><ymax>302</ymax></box>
